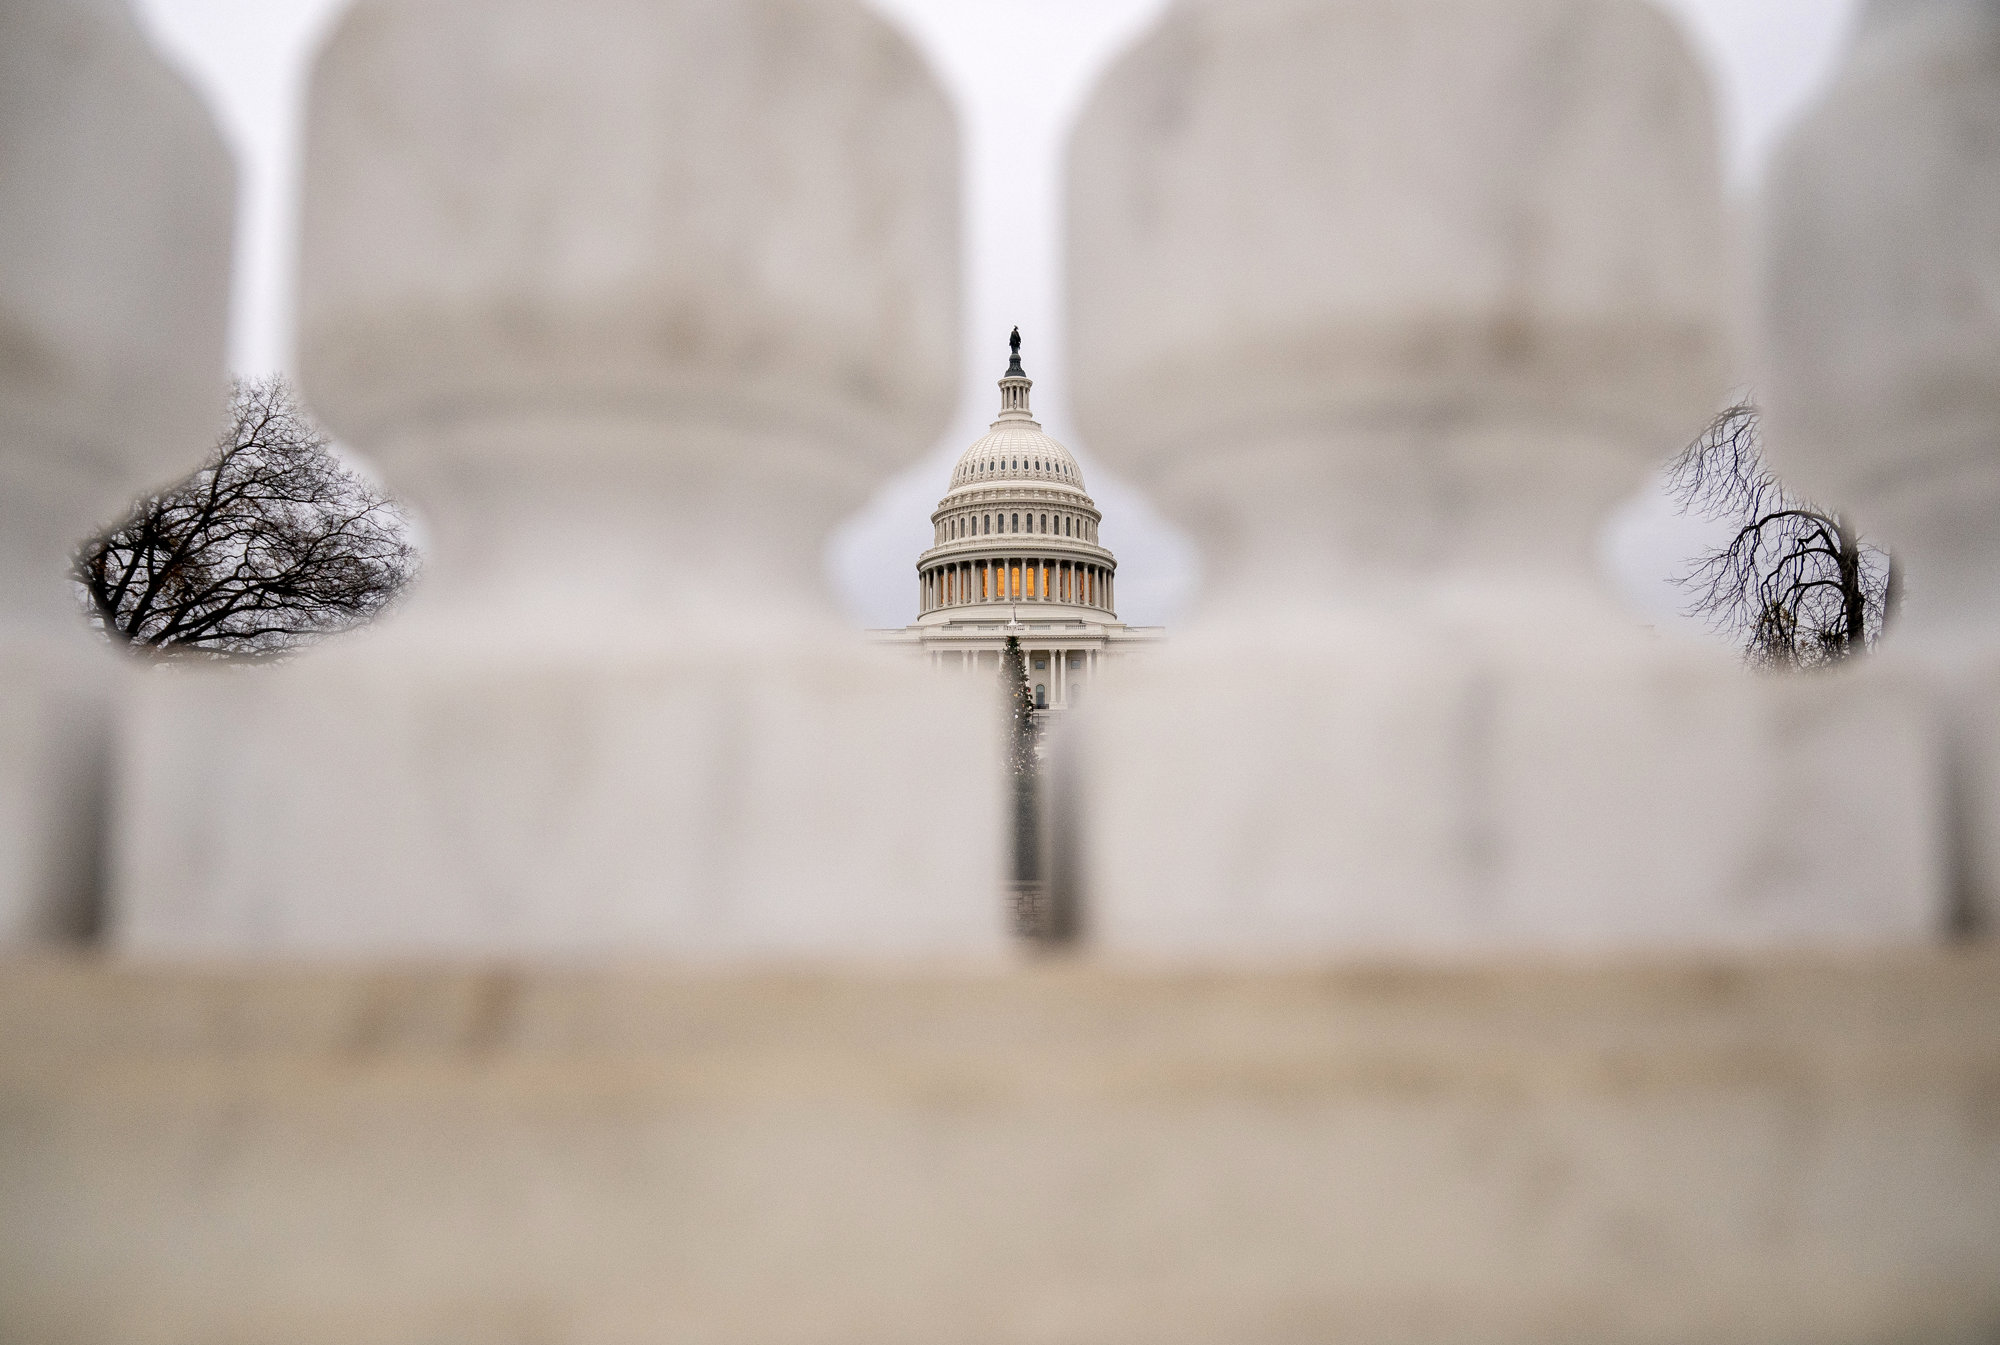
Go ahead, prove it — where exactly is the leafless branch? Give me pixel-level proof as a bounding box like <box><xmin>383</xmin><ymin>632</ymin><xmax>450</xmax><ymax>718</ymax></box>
<box><xmin>76</xmin><ymin>376</ymin><xmax>419</xmax><ymax>659</ymax></box>
<box><xmin>1668</xmin><ymin>403</ymin><xmax>1892</xmax><ymax>670</ymax></box>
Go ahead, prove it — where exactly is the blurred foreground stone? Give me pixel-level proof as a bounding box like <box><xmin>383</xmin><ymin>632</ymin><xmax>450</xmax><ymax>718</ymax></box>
<box><xmin>0</xmin><ymin>0</ymin><xmax>233</xmax><ymax>945</ymax></box>
<box><xmin>1759</xmin><ymin>0</ymin><xmax>2000</xmax><ymax>935</ymax></box>
<box><xmin>1</xmin><ymin>952</ymin><xmax>1997</xmax><ymax>1344</ymax></box>
<box><xmin>1063</xmin><ymin>0</ymin><xmax>1942</xmax><ymax>954</ymax></box>
<box><xmin>111</xmin><ymin>0</ymin><xmax>1005</xmax><ymax>958</ymax></box>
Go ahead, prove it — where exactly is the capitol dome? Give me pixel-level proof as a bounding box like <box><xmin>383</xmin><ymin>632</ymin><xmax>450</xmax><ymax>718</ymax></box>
<box><xmin>871</xmin><ymin>332</ymin><xmax>1161</xmax><ymax>717</ymax></box>
<box><xmin>913</xmin><ymin>332</ymin><xmax>1119</xmax><ymax>623</ymax></box>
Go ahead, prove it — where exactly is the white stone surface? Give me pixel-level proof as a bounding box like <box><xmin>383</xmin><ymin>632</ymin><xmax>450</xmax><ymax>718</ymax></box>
<box><xmin>113</xmin><ymin>0</ymin><xmax>1007</xmax><ymax>958</ymax></box>
<box><xmin>7</xmin><ymin>955</ymin><xmax>2000</xmax><ymax>1345</ymax></box>
<box><xmin>117</xmin><ymin>636</ymin><xmax>1002</xmax><ymax>958</ymax></box>
<box><xmin>0</xmin><ymin>0</ymin><xmax>233</xmax><ymax>942</ymax></box>
<box><xmin>1064</xmin><ymin>0</ymin><xmax>1944</xmax><ymax>954</ymax></box>
<box><xmin>1759</xmin><ymin>0</ymin><xmax>2000</xmax><ymax>933</ymax></box>
<box><xmin>1072</xmin><ymin>614</ymin><xmax>1940</xmax><ymax>957</ymax></box>
<box><xmin>296</xmin><ymin>0</ymin><xmax>960</xmax><ymax>628</ymax></box>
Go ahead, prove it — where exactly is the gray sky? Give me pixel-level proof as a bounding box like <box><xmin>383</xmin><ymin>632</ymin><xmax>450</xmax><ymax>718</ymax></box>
<box><xmin>129</xmin><ymin>0</ymin><xmax>1861</xmax><ymax>633</ymax></box>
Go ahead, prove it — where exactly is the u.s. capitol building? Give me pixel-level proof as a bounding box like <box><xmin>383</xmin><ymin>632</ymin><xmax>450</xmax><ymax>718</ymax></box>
<box><xmin>871</xmin><ymin>332</ymin><xmax>1164</xmax><ymax>709</ymax></box>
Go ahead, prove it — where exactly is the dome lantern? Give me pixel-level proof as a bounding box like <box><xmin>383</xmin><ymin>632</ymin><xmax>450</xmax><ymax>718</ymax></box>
<box><xmin>999</xmin><ymin>324</ymin><xmax>1032</xmax><ymax>416</ymax></box>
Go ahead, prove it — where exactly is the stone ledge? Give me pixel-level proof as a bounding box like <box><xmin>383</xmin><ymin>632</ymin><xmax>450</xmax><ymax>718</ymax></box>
<box><xmin>3</xmin><ymin>951</ymin><xmax>1998</xmax><ymax>1345</ymax></box>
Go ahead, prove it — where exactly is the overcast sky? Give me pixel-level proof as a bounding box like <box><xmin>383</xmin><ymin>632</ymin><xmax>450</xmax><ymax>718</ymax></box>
<box><xmin>129</xmin><ymin>0</ymin><xmax>1862</xmax><ymax>633</ymax></box>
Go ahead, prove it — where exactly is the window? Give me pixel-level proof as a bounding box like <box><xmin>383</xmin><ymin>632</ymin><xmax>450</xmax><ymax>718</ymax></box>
<box><xmin>1040</xmin><ymin>514</ymin><xmax>1048</xmax><ymax>533</ymax></box>
<box><xmin>983</xmin><ymin>515</ymin><xmax>990</xmax><ymax>534</ymax></box>
<box><xmin>1011</xmin><ymin>513</ymin><xmax>1019</xmax><ymax>533</ymax></box>
<box><xmin>1035</xmin><ymin>684</ymin><xmax>1048</xmax><ymax>709</ymax></box>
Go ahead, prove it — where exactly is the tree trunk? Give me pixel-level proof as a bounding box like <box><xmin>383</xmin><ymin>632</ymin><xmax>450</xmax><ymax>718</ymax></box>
<box><xmin>1836</xmin><ymin>515</ymin><xmax>1868</xmax><ymax>657</ymax></box>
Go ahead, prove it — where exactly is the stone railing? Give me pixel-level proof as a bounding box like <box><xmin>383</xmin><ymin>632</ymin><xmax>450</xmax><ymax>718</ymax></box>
<box><xmin>4</xmin><ymin>1</ymin><xmax>1999</xmax><ymax>1340</ymax></box>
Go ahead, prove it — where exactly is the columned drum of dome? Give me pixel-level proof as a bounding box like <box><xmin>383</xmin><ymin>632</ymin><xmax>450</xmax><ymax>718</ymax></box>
<box><xmin>869</xmin><ymin>332</ymin><xmax>1164</xmax><ymax>712</ymax></box>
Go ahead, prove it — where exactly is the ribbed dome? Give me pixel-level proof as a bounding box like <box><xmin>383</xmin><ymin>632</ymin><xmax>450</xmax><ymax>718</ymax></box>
<box><xmin>942</xmin><ymin>336</ymin><xmax>1088</xmax><ymax>496</ymax></box>
<box><xmin>949</xmin><ymin>421</ymin><xmax>1086</xmax><ymax>493</ymax></box>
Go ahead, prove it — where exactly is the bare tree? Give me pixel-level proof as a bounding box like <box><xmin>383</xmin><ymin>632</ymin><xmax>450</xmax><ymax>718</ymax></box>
<box><xmin>1002</xmin><ymin>633</ymin><xmax>1053</xmax><ymax>939</ymax></box>
<box><xmin>1668</xmin><ymin>402</ymin><xmax>1896</xmax><ymax>670</ymax></box>
<box><xmin>1002</xmin><ymin>633</ymin><xmax>1039</xmax><ymax>779</ymax></box>
<box><xmin>77</xmin><ymin>376</ymin><xmax>417</xmax><ymax>659</ymax></box>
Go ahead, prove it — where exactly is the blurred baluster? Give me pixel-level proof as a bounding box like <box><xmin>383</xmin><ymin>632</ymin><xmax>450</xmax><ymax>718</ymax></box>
<box><xmin>1062</xmin><ymin>0</ymin><xmax>1941</xmax><ymax>955</ymax></box>
<box><xmin>1760</xmin><ymin>0</ymin><xmax>2000</xmax><ymax>935</ymax></box>
<box><xmin>0</xmin><ymin>0</ymin><xmax>233</xmax><ymax>944</ymax></box>
<box><xmin>112</xmin><ymin>0</ymin><xmax>1005</xmax><ymax>958</ymax></box>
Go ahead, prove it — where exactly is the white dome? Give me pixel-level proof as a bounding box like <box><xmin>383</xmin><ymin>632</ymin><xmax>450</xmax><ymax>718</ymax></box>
<box><xmin>912</xmin><ymin>335</ymin><xmax>1119</xmax><ymax>623</ymax></box>
<box><xmin>943</xmin><ymin>337</ymin><xmax>1088</xmax><ymax>495</ymax></box>
<box><xmin>948</xmin><ymin>420</ymin><xmax>1087</xmax><ymax>493</ymax></box>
